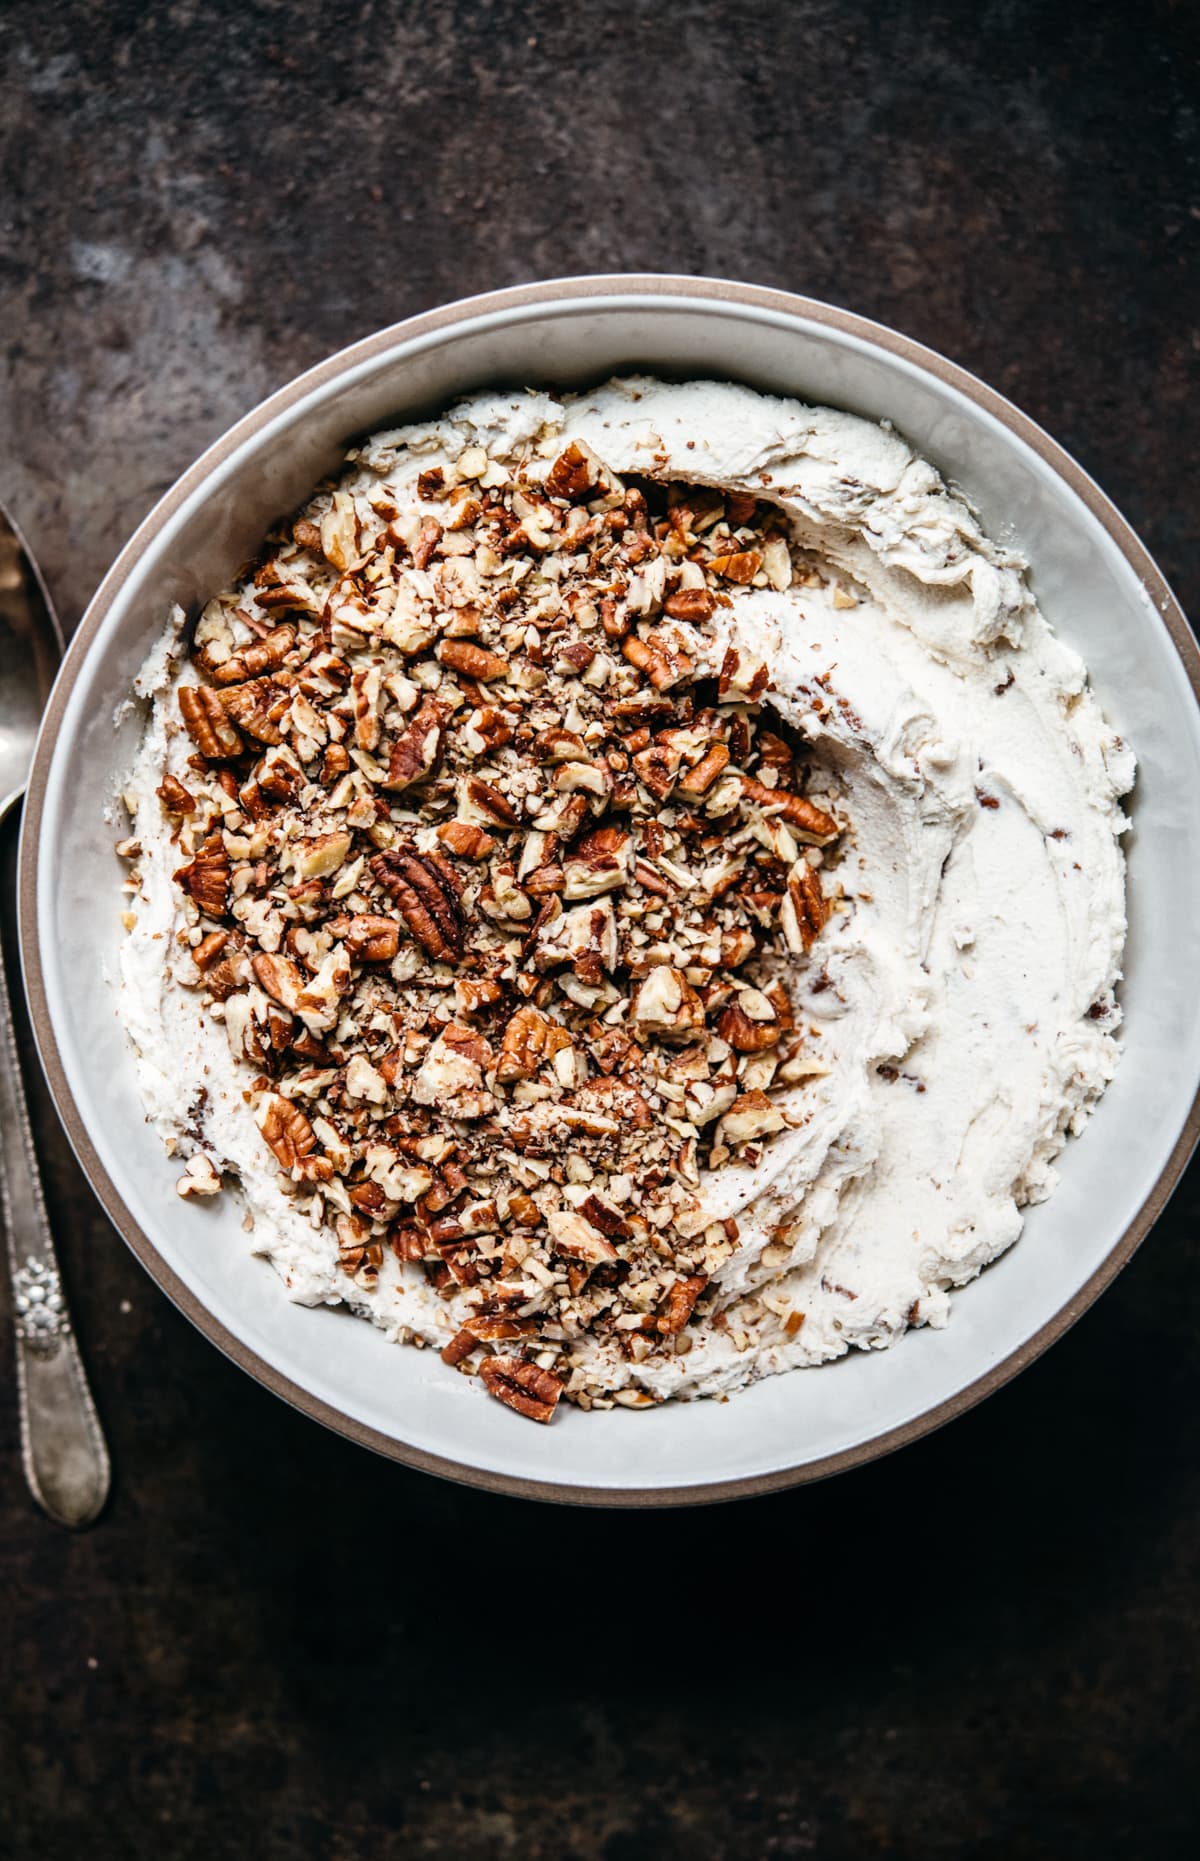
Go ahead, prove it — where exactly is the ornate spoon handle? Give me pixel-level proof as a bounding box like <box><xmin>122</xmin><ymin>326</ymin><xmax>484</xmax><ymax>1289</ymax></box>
<box><xmin>0</xmin><ymin>894</ymin><xmax>110</xmax><ymax>1527</ymax></box>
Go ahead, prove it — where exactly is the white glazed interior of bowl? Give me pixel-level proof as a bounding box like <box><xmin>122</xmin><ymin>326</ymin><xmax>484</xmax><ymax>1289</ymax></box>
<box><xmin>27</xmin><ymin>286</ymin><xmax>1200</xmax><ymax>1498</ymax></box>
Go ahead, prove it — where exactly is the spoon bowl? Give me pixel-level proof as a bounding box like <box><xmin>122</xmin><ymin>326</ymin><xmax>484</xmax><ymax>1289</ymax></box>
<box><xmin>0</xmin><ymin>503</ymin><xmax>62</xmax><ymax>819</ymax></box>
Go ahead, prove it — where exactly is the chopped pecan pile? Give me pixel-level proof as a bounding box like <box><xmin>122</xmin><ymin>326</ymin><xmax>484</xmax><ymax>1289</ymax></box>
<box><xmin>134</xmin><ymin>427</ymin><xmax>848</xmax><ymax>1419</ymax></box>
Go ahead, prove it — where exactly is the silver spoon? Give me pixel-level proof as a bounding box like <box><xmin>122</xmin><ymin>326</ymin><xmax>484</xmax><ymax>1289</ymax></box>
<box><xmin>0</xmin><ymin>501</ymin><xmax>110</xmax><ymax>1526</ymax></box>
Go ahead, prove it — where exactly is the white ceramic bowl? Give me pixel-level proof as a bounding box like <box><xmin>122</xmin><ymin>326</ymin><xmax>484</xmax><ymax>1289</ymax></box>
<box><xmin>20</xmin><ymin>277</ymin><xmax>1200</xmax><ymax>1504</ymax></box>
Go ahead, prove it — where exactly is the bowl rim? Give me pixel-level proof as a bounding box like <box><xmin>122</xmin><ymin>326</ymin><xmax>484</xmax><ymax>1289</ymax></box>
<box><xmin>18</xmin><ymin>272</ymin><xmax>1200</xmax><ymax>1507</ymax></box>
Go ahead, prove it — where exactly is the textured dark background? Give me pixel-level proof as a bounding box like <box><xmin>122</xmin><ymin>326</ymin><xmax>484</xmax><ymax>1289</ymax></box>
<box><xmin>2</xmin><ymin>2</ymin><xmax>1199</xmax><ymax>1856</ymax></box>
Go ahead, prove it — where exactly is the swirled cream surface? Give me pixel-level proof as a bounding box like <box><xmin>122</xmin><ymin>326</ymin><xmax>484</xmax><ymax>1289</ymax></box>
<box><xmin>118</xmin><ymin>378</ymin><xmax>1134</xmax><ymax>1405</ymax></box>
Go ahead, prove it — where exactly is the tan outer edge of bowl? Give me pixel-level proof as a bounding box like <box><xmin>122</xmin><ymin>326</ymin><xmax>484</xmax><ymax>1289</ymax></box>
<box><xmin>18</xmin><ymin>275</ymin><xmax>1200</xmax><ymax>1507</ymax></box>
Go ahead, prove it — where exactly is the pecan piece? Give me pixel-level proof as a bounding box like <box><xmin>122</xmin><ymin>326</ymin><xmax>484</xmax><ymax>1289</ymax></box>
<box><xmin>465</xmin><ymin>705</ymin><xmax>512</xmax><ymax>751</ymax></box>
<box><xmin>321</xmin><ymin>743</ymin><xmax>351</xmax><ymax>784</ymax></box>
<box><xmin>523</xmin><ymin>863</ymin><xmax>565</xmax><ymax>897</ymax></box>
<box><xmin>219</xmin><ymin>675</ymin><xmax>290</xmax><ymax>745</ymax></box>
<box><xmin>437</xmin><ymin>819</ymin><xmax>497</xmax><ymax>860</ymax></box>
<box><xmin>412</xmin><ymin>518</ymin><xmax>442</xmax><ymax>570</ymax></box>
<box><xmin>371</xmin><ymin>849</ymin><xmax>465</xmax><ymax>963</ymax></box>
<box><xmin>632</xmin><ymin>966</ymin><xmax>705</xmax><ymax>1043</ymax></box>
<box><xmin>441</xmin><ymin>1327</ymin><xmax>481</xmax><ymax>1367</ymax></box>
<box><xmin>335</xmin><ymin>1213</ymin><xmax>383</xmax><ymax>1284</ymax></box>
<box><xmin>708</xmin><ymin>550</ymin><xmax>762</xmax><ymax>584</ymax></box>
<box><xmin>178</xmin><ymin>684</ymin><xmax>243</xmax><ymax>758</ymax></box>
<box><xmin>656</xmin><ymin>1274</ymin><xmax>708</xmax><ymax>1335</ymax></box>
<box><xmin>464</xmin><ymin>1313</ymin><xmax>537</xmax><ymax>1341</ymax></box>
<box><xmin>726</xmin><ymin>492</ymin><xmax>758</xmax><ymax>525</ymax></box>
<box><xmin>755</xmin><ymin>729</ymin><xmax>794</xmax><ymax>775</ymax></box>
<box><xmin>556</xmin><ymin>640</ymin><xmax>596</xmax><ymax>674</ymax></box>
<box><xmin>251</xmin><ymin>951</ymin><xmax>305</xmax><ymax>1010</ymax></box>
<box><xmin>545</xmin><ymin>1207</ymin><xmax>618</xmax><ymax>1266</ymax></box>
<box><xmin>622</xmin><ymin>631</ymin><xmax>694</xmax><ymax>692</ymax></box>
<box><xmin>496</xmin><ymin>1004</ymin><xmax>553</xmax><ymax>1082</ymax></box>
<box><xmin>455</xmin><ymin>976</ymin><xmax>505</xmax><ymax>1015</ymax></box>
<box><xmin>174</xmin><ymin>835</ymin><xmax>230</xmax><ymax>917</ymax></box>
<box><xmin>257</xmin><ymin>1093</ymin><xmax>331</xmax><ymax>1181</ymax></box>
<box><xmin>720</xmin><ymin>926</ymin><xmax>757</xmax><ymax>969</ymax></box>
<box><xmin>213</xmin><ymin>624</ymin><xmax>296</xmax><ymax>686</ymax></box>
<box><xmin>578</xmin><ymin>1192</ymin><xmax>632</xmax><ymax>1241</ymax></box>
<box><xmin>662</xmin><ymin>587</ymin><xmax>715</xmax><ymax>622</ymax></box>
<box><xmin>544</xmin><ymin>440</ymin><xmax>601</xmax><ymax>503</ymax></box>
<box><xmin>737</xmin><ymin>777</ymin><xmax>839</xmax><ymax>842</ymax></box>
<box><xmin>255</xmin><ymin>751</ymin><xmax>300</xmax><ymax>806</ymax></box>
<box><xmin>600</xmin><ymin>596</ymin><xmax>628</xmax><ymax>641</ymax></box>
<box><xmin>677</xmin><ymin>742</ymin><xmax>730</xmax><ymax>798</ymax></box>
<box><xmin>718</xmin><ymin>647</ymin><xmax>770</xmax><ymax>702</ymax></box>
<box><xmin>351</xmin><ymin>666</ymin><xmax>382</xmax><ymax>752</ymax></box>
<box><xmin>717</xmin><ymin>992</ymin><xmax>784</xmax><ymax>1052</ymax></box>
<box><xmin>479</xmin><ymin>1357</ymin><xmax>563</xmax><ymax>1424</ymax></box>
<box><xmin>436</xmin><ymin>638</ymin><xmax>510</xmax><ymax>682</ymax></box>
<box><xmin>632</xmin><ymin>741</ymin><xmax>682</xmax><ymax>801</ymax></box>
<box><xmin>203</xmin><ymin>952</ymin><xmax>248</xmax><ymax>1001</ymax></box>
<box><xmin>157</xmin><ymin>772</ymin><xmax>196</xmax><ymax>814</ymax></box>
<box><xmin>344</xmin><ymin>914</ymin><xmax>400</xmax><ymax>962</ymax></box>
<box><xmin>465</xmin><ymin>776</ymin><xmax>520</xmax><ymax>827</ymax></box>
<box><xmin>633</xmin><ymin>858</ymin><xmax>671</xmax><ymax>898</ymax></box>
<box><xmin>192</xmin><ymin>929</ymin><xmax>229</xmax><ymax>974</ymax></box>
<box><xmin>380</xmin><ymin>697</ymin><xmax>447</xmax><ymax>791</ymax></box>
<box><xmin>781</xmin><ymin>862</ymin><xmax>827</xmax><ymax>954</ymax></box>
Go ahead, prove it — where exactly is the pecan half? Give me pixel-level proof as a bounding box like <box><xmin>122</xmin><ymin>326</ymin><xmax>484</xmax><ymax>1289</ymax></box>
<box><xmin>371</xmin><ymin>849</ymin><xmax>465</xmax><ymax>963</ymax></box>
<box><xmin>479</xmin><ymin>1356</ymin><xmax>563</xmax><ymax>1423</ymax></box>
<box><xmin>178</xmin><ymin>684</ymin><xmax>243</xmax><ymax>758</ymax></box>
